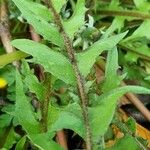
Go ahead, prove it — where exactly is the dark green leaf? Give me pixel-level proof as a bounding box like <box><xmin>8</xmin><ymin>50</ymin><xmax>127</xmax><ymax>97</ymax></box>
<box><xmin>63</xmin><ymin>0</ymin><xmax>87</xmax><ymax>39</ymax></box>
<box><xmin>3</xmin><ymin>128</ymin><xmax>18</xmax><ymax>149</ymax></box>
<box><xmin>0</xmin><ymin>114</ymin><xmax>12</xmax><ymax>128</ymax></box>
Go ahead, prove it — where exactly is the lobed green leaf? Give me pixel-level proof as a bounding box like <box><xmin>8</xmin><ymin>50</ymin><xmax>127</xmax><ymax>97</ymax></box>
<box><xmin>51</xmin><ymin>0</ymin><xmax>66</xmax><ymax>13</ymax></box>
<box><xmin>15</xmin><ymin>69</ymin><xmax>40</xmax><ymax>134</ymax></box>
<box><xmin>90</xmin><ymin>86</ymin><xmax>150</xmax><ymax>143</ymax></box>
<box><xmin>12</xmin><ymin>39</ymin><xmax>76</xmax><ymax>85</ymax></box>
<box><xmin>12</xmin><ymin>0</ymin><xmax>64</xmax><ymax>47</ymax></box>
<box><xmin>63</xmin><ymin>0</ymin><xmax>87</xmax><ymax>39</ymax></box>
<box><xmin>77</xmin><ymin>32</ymin><xmax>127</xmax><ymax>77</ymax></box>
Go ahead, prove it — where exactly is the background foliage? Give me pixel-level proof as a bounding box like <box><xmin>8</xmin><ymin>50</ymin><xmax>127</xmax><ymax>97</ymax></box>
<box><xmin>0</xmin><ymin>0</ymin><xmax>150</xmax><ymax>149</ymax></box>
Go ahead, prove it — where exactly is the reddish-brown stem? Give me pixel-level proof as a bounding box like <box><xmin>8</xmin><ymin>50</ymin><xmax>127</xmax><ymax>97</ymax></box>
<box><xmin>56</xmin><ymin>130</ymin><xmax>68</xmax><ymax>150</ymax></box>
<box><xmin>29</xmin><ymin>25</ymin><xmax>41</xmax><ymax>42</ymax></box>
<box><xmin>121</xmin><ymin>82</ymin><xmax>150</xmax><ymax>122</ymax></box>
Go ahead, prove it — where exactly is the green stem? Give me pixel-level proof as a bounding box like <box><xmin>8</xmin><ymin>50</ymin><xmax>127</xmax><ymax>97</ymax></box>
<box><xmin>41</xmin><ymin>73</ymin><xmax>51</xmax><ymax>132</ymax></box>
<box><xmin>119</xmin><ymin>44</ymin><xmax>150</xmax><ymax>62</ymax></box>
<box><xmin>98</xmin><ymin>9</ymin><xmax>150</xmax><ymax>20</ymax></box>
<box><xmin>69</xmin><ymin>0</ymin><xmax>75</xmax><ymax>11</ymax></box>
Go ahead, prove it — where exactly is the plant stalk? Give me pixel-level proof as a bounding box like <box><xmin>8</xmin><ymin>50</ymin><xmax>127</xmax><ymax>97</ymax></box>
<box><xmin>30</xmin><ymin>26</ymin><xmax>68</xmax><ymax>149</ymax></box>
<box><xmin>40</xmin><ymin>73</ymin><xmax>51</xmax><ymax>132</ymax></box>
<box><xmin>44</xmin><ymin>0</ymin><xmax>92</xmax><ymax>149</ymax></box>
<box><xmin>98</xmin><ymin>9</ymin><xmax>150</xmax><ymax>20</ymax></box>
<box><xmin>56</xmin><ymin>130</ymin><xmax>68</xmax><ymax>150</ymax></box>
<box><xmin>29</xmin><ymin>25</ymin><xmax>50</xmax><ymax>132</ymax></box>
<box><xmin>118</xmin><ymin>44</ymin><xmax>150</xmax><ymax>62</ymax></box>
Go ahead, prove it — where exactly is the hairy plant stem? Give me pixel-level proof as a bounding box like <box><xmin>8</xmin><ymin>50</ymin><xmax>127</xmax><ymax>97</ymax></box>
<box><xmin>41</xmin><ymin>73</ymin><xmax>51</xmax><ymax>132</ymax></box>
<box><xmin>44</xmin><ymin>0</ymin><xmax>92</xmax><ymax>149</ymax></box>
<box><xmin>98</xmin><ymin>9</ymin><xmax>150</xmax><ymax>20</ymax></box>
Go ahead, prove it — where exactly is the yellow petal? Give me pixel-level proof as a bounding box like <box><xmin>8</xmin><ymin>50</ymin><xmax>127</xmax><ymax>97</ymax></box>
<box><xmin>0</xmin><ymin>78</ymin><xmax>7</xmax><ymax>89</ymax></box>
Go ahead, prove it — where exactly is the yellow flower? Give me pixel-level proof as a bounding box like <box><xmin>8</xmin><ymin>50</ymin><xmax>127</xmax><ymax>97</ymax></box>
<box><xmin>0</xmin><ymin>78</ymin><xmax>7</xmax><ymax>89</ymax></box>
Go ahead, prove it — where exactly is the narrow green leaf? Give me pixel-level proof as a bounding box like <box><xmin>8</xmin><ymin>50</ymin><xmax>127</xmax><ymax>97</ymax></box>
<box><xmin>16</xmin><ymin>69</ymin><xmax>40</xmax><ymax>134</ymax></box>
<box><xmin>15</xmin><ymin>136</ymin><xmax>26</xmax><ymax>150</ymax></box>
<box><xmin>12</xmin><ymin>0</ymin><xmax>64</xmax><ymax>47</ymax></box>
<box><xmin>21</xmin><ymin>60</ymin><xmax>32</xmax><ymax>76</ymax></box>
<box><xmin>77</xmin><ymin>32</ymin><xmax>127</xmax><ymax>77</ymax></box>
<box><xmin>0</xmin><ymin>51</ymin><xmax>28</xmax><ymax>66</ymax></box>
<box><xmin>104</xmin><ymin>47</ymin><xmax>119</xmax><ymax>79</ymax></box>
<box><xmin>133</xmin><ymin>0</ymin><xmax>150</xmax><ymax>12</ymax></box>
<box><xmin>102</xmin><ymin>47</ymin><xmax>120</xmax><ymax>93</ymax></box>
<box><xmin>63</xmin><ymin>0</ymin><xmax>87</xmax><ymax>39</ymax></box>
<box><xmin>126</xmin><ymin>118</ymin><xmax>136</xmax><ymax>133</ymax></box>
<box><xmin>123</xmin><ymin>20</ymin><xmax>150</xmax><ymax>41</ymax></box>
<box><xmin>3</xmin><ymin>128</ymin><xmax>17</xmax><ymax>149</ymax></box>
<box><xmin>125</xmin><ymin>51</ymin><xmax>139</xmax><ymax>63</ymax></box>
<box><xmin>12</xmin><ymin>39</ymin><xmax>76</xmax><ymax>85</ymax></box>
<box><xmin>90</xmin><ymin>86</ymin><xmax>150</xmax><ymax>142</ymax></box>
<box><xmin>24</xmin><ymin>74</ymin><xmax>45</xmax><ymax>101</ymax></box>
<box><xmin>100</xmin><ymin>86</ymin><xmax>150</xmax><ymax>105</ymax></box>
<box><xmin>121</xmin><ymin>42</ymin><xmax>150</xmax><ymax>62</ymax></box>
<box><xmin>28</xmin><ymin>133</ymin><xmax>63</xmax><ymax>150</ymax></box>
<box><xmin>47</xmin><ymin>105</ymin><xmax>60</xmax><ymax>129</ymax></box>
<box><xmin>52</xmin><ymin>0</ymin><xmax>66</xmax><ymax>13</ymax></box>
<box><xmin>103</xmin><ymin>17</ymin><xmax>125</xmax><ymax>38</ymax></box>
